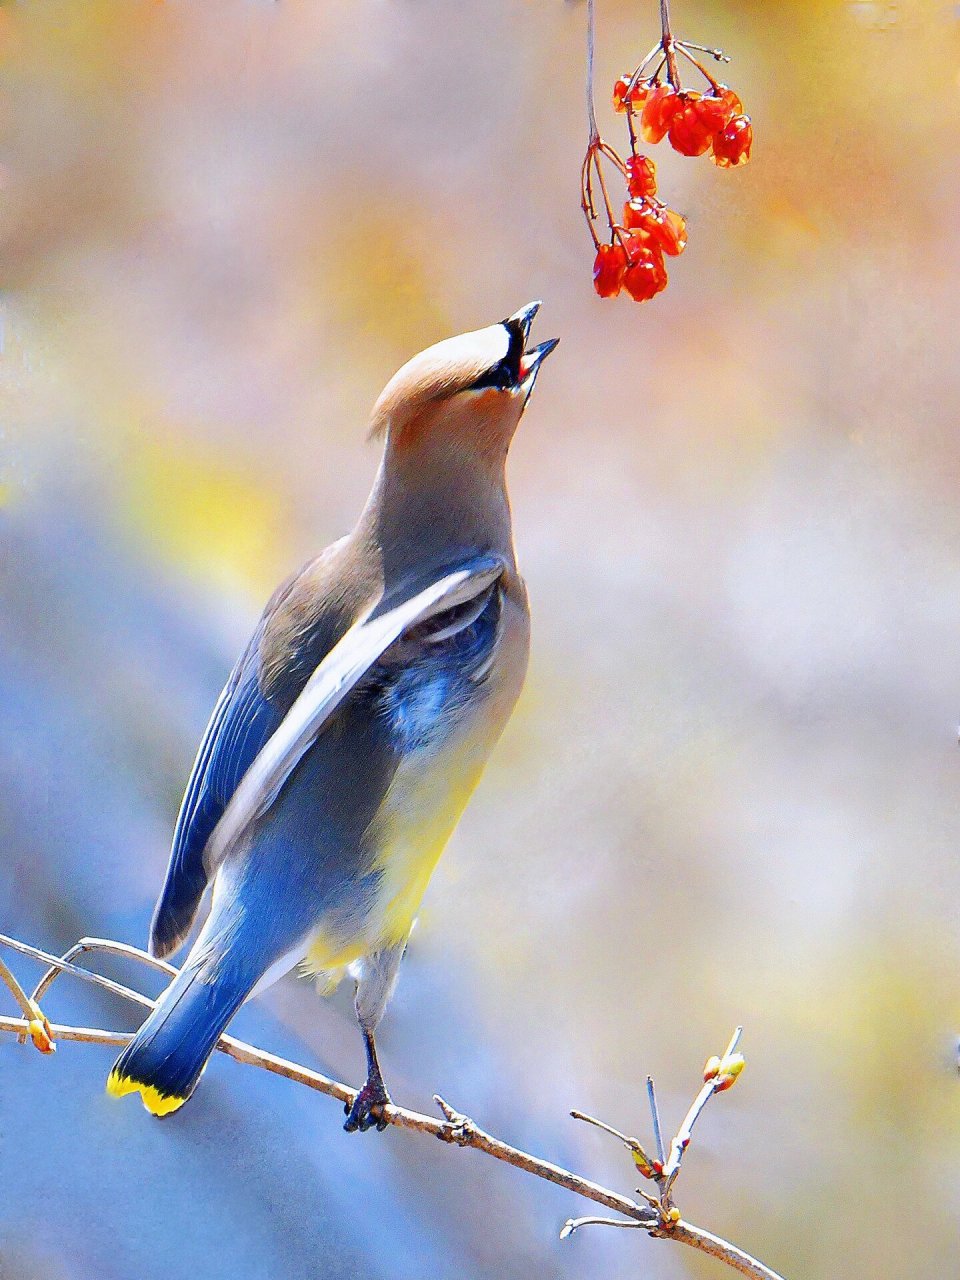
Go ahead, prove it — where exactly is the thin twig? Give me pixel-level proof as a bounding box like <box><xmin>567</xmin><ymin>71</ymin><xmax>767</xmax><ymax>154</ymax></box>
<box><xmin>647</xmin><ymin>1074</ymin><xmax>666</xmax><ymax>1164</ymax></box>
<box><xmin>0</xmin><ymin>953</ymin><xmax>41</xmax><ymax>1024</ymax></box>
<box><xmin>0</xmin><ymin>933</ymin><xmax>786</xmax><ymax>1280</ymax></box>
<box><xmin>29</xmin><ymin>936</ymin><xmax>176</xmax><ymax>1007</ymax></box>
<box><xmin>561</xmin><ymin>1215</ymin><xmax>644</xmax><ymax>1239</ymax></box>
<box><xmin>675</xmin><ymin>42</ymin><xmax>722</xmax><ymax>92</ymax></box>
<box><xmin>671</xmin><ymin>1221</ymin><xmax>787</xmax><ymax>1280</ymax></box>
<box><xmin>663</xmin><ymin>1027</ymin><xmax>744</xmax><ymax>1195</ymax></box>
<box><xmin>677</xmin><ymin>39</ymin><xmax>731</xmax><ymax>64</ymax></box>
<box><xmin>0</xmin><ymin>953</ymin><xmax>54</xmax><ymax>1052</ymax></box>
<box><xmin>0</xmin><ymin>1014</ymin><xmax>129</xmax><ymax>1046</ymax></box>
<box><xmin>659</xmin><ymin>0</ymin><xmax>680</xmax><ymax>89</ymax></box>
<box><xmin>585</xmin><ymin>0</ymin><xmax>599</xmax><ymax>142</ymax></box>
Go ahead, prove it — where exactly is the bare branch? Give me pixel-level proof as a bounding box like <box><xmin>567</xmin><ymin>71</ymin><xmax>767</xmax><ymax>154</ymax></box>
<box><xmin>0</xmin><ymin>932</ymin><xmax>786</xmax><ymax>1280</ymax></box>
<box><xmin>29</xmin><ymin>935</ymin><xmax>177</xmax><ymax>1007</ymax></box>
<box><xmin>0</xmin><ymin>953</ymin><xmax>55</xmax><ymax>1053</ymax></box>
<box><xmin>647</xmin><ymin>1074</ymin><xmax>666</xmax><ymax>1165</ymax></box>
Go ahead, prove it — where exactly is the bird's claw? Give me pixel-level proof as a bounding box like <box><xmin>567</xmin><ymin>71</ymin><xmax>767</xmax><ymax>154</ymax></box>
<box><xmin>344</xmin><ymin>1080</ymin><xmax>391</xmax><ymax>1133</ymax></box>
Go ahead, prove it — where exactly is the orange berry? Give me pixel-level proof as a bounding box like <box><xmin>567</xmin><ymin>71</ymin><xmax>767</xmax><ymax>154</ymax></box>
<box><xmin>613</xmin><ymin>74</ymin><xmax>649</xmax><ymax>113</ymax></box>
<box><xmin>667</xmin><ymin>96</ymin><xmax>714</xmax><ymax>157</ymax></box>
<box><xmin>625</xmin><ymin>154</ymin><xmax>657</xmax><ymax>199</ymax></box>
<box><xmin>648</xmin><ymin>206</ymin><xmax>688</xmax><ymax>256</ymax></box>
<box><xmin>622</xmin><ymin>196</ymin><xmax>655</xmax><ymax>232</ymax></box>
<box><xmin>695</xmin><ymin>95</ymin><xmax>731</xmax><ymax>134</ymax></box>
<box><xmin>623</xmin><ymin>200</ymin><xmax>686</xmax><ymax>256</ymax></box>
<box><xmin>640</xmin><ymin>84</ymin><xmax>682</xmax><ymax>144</ymax></box>
<box><xmin>593</xmin><ymin>242</ymin><xmax>627</xmax><ymax>298</ymax></box>
<box><xmin>623</xmin><ymin>237</ymin><xmax>667</xmax><ymax>302</ymax></box>
<box><xmin>695</xmin><ymin>85</ymin><xmax>743</xmax><ymax>133</ymax></box>
<box><xmin>712</xmin><ymin>114</ymin><xmax>753</xmax><ymax>168</ymax></box>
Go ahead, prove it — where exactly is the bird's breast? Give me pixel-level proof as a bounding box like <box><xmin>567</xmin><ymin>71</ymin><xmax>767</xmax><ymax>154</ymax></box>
<box><xmin>362</xmin><ymin>581</ymin><xmax>529</xmax><ymax>947</ymax></box>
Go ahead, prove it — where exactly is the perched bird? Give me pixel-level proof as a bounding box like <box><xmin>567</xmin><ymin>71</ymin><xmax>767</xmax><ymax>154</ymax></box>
<box><xmin>108</xmin><ymin>302</ymin><xmax>557</xmax><ymax>1131</ymax></box>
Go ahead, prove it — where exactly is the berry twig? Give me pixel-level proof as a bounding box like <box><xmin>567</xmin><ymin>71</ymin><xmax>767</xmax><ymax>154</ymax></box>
<box><xmin>581</xmin><ymin>0</ymin><xmax>754</xmax><ymax>304</ymax></box>
<box><xmin>659</xmin><ymin>0</ymin><xmax>680</xmax><ymax>91</ymax></box>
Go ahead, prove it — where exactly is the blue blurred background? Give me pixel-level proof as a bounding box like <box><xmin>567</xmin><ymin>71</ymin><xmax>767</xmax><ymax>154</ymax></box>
<box><xmin>2</xmin><ymin>2</ymin><xmax>960</xmax><ymax>1277</ymax></box>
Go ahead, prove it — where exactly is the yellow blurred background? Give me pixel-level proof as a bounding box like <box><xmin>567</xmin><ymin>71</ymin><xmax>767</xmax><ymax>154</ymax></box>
<box><xmin>2</xmin><ymin>2</ymin><xmax>959</xmax><ymax>1278</ymax></box>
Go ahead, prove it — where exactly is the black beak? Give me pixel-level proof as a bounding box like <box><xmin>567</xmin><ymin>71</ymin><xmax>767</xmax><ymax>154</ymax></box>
<box><xmin>518</xmin><ymin>337</ymin><xmax>560</xmax><ymax>383</ymax></box>
<box><xmin>505</xmin><ymin>299</ymin><xmax>542</xmax><ymax>346</ymax></box>
<box><xmin>505</xmin><ymin>300</ymin><xmax>558</xmax><ymax>388</ymax></box>
<box><xmin>471</xmin><ymin>301</ymin><xmax>558</xmax><ymax>393</ymax></box>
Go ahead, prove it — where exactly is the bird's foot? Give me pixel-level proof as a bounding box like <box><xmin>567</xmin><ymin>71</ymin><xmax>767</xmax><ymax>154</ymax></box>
<box><xmin>344</xmin><ymin>1078</ymin><xmax>391</xmax><ymax>1133</ymax></box>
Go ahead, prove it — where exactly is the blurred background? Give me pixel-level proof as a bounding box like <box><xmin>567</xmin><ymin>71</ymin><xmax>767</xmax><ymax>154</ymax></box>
<box><xmin>2</xmin><ymin>1</ymin><xmax>959</xmax><ymax>1277</ymax></box>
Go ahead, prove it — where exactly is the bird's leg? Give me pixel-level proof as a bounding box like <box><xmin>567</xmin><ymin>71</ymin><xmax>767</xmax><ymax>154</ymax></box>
<box><xmin>343</xmin><ymin>942</ymin><xmax>404</xmax><ymax>1134</ymax></box>
<box><xmin>343</xmin><ymin>1027</ymin><xmax>391</xmax><ymax>1133</ymax></box>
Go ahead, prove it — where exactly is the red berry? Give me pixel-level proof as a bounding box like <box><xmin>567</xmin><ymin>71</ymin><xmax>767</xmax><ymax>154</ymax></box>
<box><xmin>695</xmin><ymin>85</ymin><xmax>743</xmax><ymax>133</ymax></box>
<box><xmin>625</xmin><ymin>154</ymin><xmax>657</xmax><ymax>199</ymax></box>
<box><xmin>640</xmin><ymin>84</ymin><xmax>682</xmax><ymax>144</ymax></box>
<box><xmin>622</xmin><ymin>236</ymin><xmax>668</xmax><ymax>302</ymax></box>
<box><xmin>647</xmin><ymin>206</ymin><xmax>688</xmax><ymax>256</ymax></box>
<box><xmin>624</xmin><ymin>199</ymin><xmax>687</xmax><ymax>256</ymax></box>
<box><xmin>622</xmin><ymin>196</ymin><xmax>654</xmax><ymax>231</ymax></box>
<box><xmin>593</xmin><ymin>242</ymin><xmax>627</xmax><ymax>298</ymax></box>
<box><xmin>667</xmin><ymin>95</ymin><xmax>714</xmax><ymax>157</ymax></box>
<box><xmin>712</xmin><ymin>114</ymin><xmax>753</xmax><ymax>168</ymax></box>
<box><xmin>613</xmin><ymin>74</ymin><xmax>649</xmax><ymax>113</ymax></box>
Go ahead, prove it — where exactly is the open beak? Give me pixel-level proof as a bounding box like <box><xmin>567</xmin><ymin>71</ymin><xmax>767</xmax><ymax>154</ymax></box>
<box><xmin>519</xmin><ymin>337</ymin><xmax>560</xmax><ymax>383</ymax></box>
<box><xmin>504</xmin><ymin>300</ymin><xmax>559</xmax><ymax>391</ymax></box>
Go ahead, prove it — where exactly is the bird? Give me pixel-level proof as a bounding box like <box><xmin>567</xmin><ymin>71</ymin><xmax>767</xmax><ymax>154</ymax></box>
<box><xmin>107</xmin><ymin>301</ymin><xmax>558</xmax><ymax>1132</ymax></box>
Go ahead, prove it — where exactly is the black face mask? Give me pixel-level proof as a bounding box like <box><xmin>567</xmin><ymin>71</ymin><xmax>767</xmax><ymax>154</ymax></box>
<box><xmin>467</xmin><ymin>318</ymin><xmax>525</xmax><ymax>392</ymax></box>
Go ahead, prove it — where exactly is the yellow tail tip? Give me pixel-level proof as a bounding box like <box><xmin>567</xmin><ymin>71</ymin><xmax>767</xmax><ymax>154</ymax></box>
<box><xmin>106</xmin><ymin>1070</ymin><xmax>187</xmax><ymax>1117</ymax></box>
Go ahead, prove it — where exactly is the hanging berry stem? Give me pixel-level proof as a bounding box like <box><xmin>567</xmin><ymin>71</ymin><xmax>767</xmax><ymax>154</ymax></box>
<box><xmin>585</xmin><ymin>0</ymin><xmax>599</xmax><ymax>143</ymax></box>
<box><xmin>659</xmin><ymin>0</ymin><xmax>680</xmax><ymax>90</ymax></box>
<box><xmin>676</xmin><ymin>42</ymin><xmax>722</xmax><ymax>93</ymax></box>
<box><xmin>582</xmin><ymin>1</ymin><xmax>753</xmax><ymax>304</ymax></box>
<box><xmin>624</xmin><ymin>40</ymin><xmax>662</xmax><ymax>103</ymax></box>
<box><xmin>677</xmin><ymin>39</ymin><xmax>731</xmax><ymax>64</ymax></box>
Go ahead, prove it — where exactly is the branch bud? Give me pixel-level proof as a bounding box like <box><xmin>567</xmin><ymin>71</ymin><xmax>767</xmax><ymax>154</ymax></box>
<box><xmin>27</xmin><ymin>1000</ymin><xmax>55</xmax><ymax>1054</ymax></box>
<box><xmin>713</xmin><ymin>1052</ymin><xmax>745</xmax><ymax>1092</ymax></box>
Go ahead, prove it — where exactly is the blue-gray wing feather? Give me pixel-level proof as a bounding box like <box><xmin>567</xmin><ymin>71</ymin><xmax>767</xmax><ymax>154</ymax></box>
<box><xmin>150</xmin><ymin>631</ymin><xmax>283</xmax><ymax>958</ymax></box>
<box><xmin>150</xmin><ymin>553</ymin><xmax>505</xmax><ymax>960</ymax></box>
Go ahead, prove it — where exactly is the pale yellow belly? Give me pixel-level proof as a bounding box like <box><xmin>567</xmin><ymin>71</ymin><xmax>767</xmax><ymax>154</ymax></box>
<box><xmin>301</xmin><ymin>738</ymin><xmax>488</xmax><ymax>981</ymax></box>
<box><xmin>302</xmin><ymin>579</ymin><xmax>529</xmax><ymax>984</ymax></box>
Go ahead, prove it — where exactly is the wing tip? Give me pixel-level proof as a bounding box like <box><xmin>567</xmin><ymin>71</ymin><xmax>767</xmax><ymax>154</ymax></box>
<box><xmin>148</xmin><ymin>917</ymin><xmax>185</xmax><ymax>962</ymax></box>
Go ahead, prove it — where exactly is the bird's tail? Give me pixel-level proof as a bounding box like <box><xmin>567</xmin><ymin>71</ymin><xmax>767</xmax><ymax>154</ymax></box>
<box><xmin>107</xmin><ymin>947</ymin><xmax>251</xmax><ymax>1117</ymax></box>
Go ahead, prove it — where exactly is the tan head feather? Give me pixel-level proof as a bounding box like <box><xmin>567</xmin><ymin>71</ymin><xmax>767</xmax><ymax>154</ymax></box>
<box><xmin>368</xmin><ymin>304</ymin><xmax>558</xmax><ymax>460</ymax></box>
<box><xmin>369</xmin><ymin>323</ymin><xmax>511</xmax><ymax>440</ymax></box>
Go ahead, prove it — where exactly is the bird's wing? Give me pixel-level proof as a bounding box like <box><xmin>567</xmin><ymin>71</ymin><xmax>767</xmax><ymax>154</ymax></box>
<box><xmin>148</xmin><ymin>558</ymin><xmax>319</xmax><ymax>960</ymax></box>
<box><xmin>202</xmin><ymin>554</ymin><xmax>505</xmax><ymax>876</ymax></box>
<box><xmin>149</xmin><ymin>637</ymin><xmax>285</xmax><ymax>959</ymax></box>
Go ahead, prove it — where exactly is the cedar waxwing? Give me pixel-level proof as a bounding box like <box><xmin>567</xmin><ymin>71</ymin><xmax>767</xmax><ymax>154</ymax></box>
<box><xmin>108</xmin><ymin>302</ymin><xmax>557</xmax><ymax>1131</ymax></box>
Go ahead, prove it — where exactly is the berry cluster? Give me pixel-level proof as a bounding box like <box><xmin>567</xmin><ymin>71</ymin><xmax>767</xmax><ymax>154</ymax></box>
<box><xmin>582</xmin><ymin>13</ymin><xmax>753</xmax><ymax>305</ymax></box>
<box><xmin>591</xmin><ymin>155</ymin><xmax>686</xmax><ymax>302</ymax></box>
<box><xmin>613</xmin><ymin>79</ymin><xmax>751</xmax><ymax>167</ymax></box>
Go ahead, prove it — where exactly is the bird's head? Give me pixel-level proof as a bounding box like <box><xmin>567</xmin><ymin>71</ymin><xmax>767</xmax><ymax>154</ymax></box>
<box><xmin>370</xmin><ymin>302</ymin><xmax>558</xmax><ymax>461</ymax></box>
